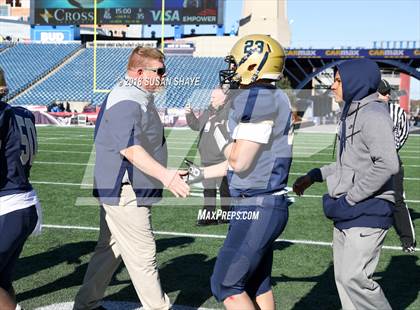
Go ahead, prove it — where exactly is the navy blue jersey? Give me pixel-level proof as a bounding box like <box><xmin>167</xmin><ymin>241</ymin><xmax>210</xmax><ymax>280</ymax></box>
<box><xmin>227</xmin><ymin>85</ymin><xmax>293</xmax><ymax>197</ymax></box>
<box><xmin>0</xmin><ymin>102</ymin><xmax>37</xmax><ymax>196</ymax></box>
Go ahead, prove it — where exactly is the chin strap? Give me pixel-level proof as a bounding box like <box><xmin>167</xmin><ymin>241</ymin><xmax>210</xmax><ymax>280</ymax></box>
<box><xmin>251</xmin><ymin>51</ymin><xmax>269</xmax><ymax>83</ymax></box>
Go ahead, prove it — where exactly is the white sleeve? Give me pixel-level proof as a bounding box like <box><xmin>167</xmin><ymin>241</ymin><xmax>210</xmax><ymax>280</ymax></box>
<box><xmin>232</xmin><ymin>121</ymin><xmax>274</xmax><ymax>144</ymax></box>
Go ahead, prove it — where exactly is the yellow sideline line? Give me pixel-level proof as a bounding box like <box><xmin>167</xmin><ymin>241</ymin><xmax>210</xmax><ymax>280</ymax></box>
<box><xmin>93</xmin><ymin>0</ymin><xmax>110</xmax><ymax>93</ymax></box>
<box><xmin>161</xmin><ymin>0</ymin><xmax>165</xmax><ymax>53</ymax></box>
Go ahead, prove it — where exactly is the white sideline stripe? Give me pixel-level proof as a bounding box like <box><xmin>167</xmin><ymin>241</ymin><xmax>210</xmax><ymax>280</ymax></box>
<box><xmin>35</xmin><ymin>301</ymin><xmax>216</xmax><ymax>310</ymax></box>
<box><xmin>38</xmin><ymin>133</ymin><xmax>92</xmax><ymax>137</ymax></box>
<box><xmin>288</xmin><ymin>172</ymin><xmax>420</xmax><ymax>181</ymax></box>
<box><xmin>37</xmin><ymin>148</ymin><xmax>418</xmax><ymax>162</ymax></box>
<box><xmin>32</xmin><ymin>181</ymin><xmax>93</xmax><ymax>187</ymax></box>
<box><xmin>35</xmin><ymin>161</ymin><xmax>94</xmax><ymax>166</ymax></box>
<box><xmin>37</xmin><ymin>148</ymin><xmax>196</xmax><ymax>154</ymax></box>
<box><xmin>38</xmin><ymin>150</ymin><xmax>93</xmax><ymax>154</ymax></box>
<box><xmin>33</xmin><ymin>159</ymin><xmax>420</xmax><ymax>171</ymax></box>
<box><xmin>191</xmin><ymin>191</ymin><xmax>420</xmax><ymax>203</ymax></box>
<box><xmin>34</xmin><ymin>180</ymin><xmax>420</xmax><ymax>204</ymax></box>
<box><xmin>41</xmin><ymin>224</ymin><xmax>411</xmax><ymax>251</ymax></box>
<box><xmin>292</xmin><ymin>152</ymin><xmax>420</xmax><ymax>159</ymax></box>
<box><xmin>38</xmin><ymin>142</ymin><xmax>92</xmax><ymax>146</ymax></box>
<box><xmin>292</xmin><ymin>160</ymin><xmax>420</xmax><ymax>168</ymax></box>
<box><xmin>37</xmin><ymin>146</ymin><xmax>418</xmax><ymax>155</ymax></box>
<box><xmin>38</xmin><ymin>137</ymin><xmax>92</xmax><ymax>141</ymax></box>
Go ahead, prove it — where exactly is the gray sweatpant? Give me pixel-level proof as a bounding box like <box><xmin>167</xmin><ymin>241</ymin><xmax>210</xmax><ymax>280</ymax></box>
<box><xmin>333</xmin><ymin>227</ymin><xmax>391</xmax><ymax>310</ymax></box>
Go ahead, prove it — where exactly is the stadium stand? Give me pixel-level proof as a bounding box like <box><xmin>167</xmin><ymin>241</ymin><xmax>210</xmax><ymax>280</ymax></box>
<box><xmin>0</xmin><ymin>43</ymin><xmax>81</xmax><ymax>98</ymax></box>
<box><xmin>12</xmin><ymin>48</ymin><xmax>130</xmax><ymax>106</ymax></box>
<box><xmin>11</xmin><ymin>47</ymin><xmax>225</xmax><ymax>108</ymax></box>
<box><xmin>156</xmin><ymin>56</ymin><xmax>224</xmax><ymax>108</ymax></box>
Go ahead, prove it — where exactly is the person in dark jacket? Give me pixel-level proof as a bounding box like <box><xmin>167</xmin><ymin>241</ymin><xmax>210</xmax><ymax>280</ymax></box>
<box><xmin>185</xmin><ymin>87</ymin><xmax>231</xmax><ymax>225</ymax></box>
<box><xmin>293</xmin><ymin>59</ymin><xmax>399</xmax><ymax>310</ymax></box>
<box><xmin>377</xmin><ymin>79</ymin><xmax>416</xmax><ymax>252</ymax></box>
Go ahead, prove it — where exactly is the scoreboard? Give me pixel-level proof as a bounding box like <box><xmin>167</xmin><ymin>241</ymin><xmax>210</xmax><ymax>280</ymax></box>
<box><xmin>31</xmin><ymin>0</ymin><xmax>221</xmax><ymax>25</ymax></box>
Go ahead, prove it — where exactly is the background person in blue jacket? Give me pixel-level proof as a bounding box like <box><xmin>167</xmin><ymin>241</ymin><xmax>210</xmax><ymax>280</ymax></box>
<box><xmin>293</xmin><ymin>59</ymin><xmax>399</xmax><ymax>310</ymax></box>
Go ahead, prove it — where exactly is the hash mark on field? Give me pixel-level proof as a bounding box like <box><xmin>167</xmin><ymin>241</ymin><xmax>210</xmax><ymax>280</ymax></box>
<box><xmin>41</xmin><ymin>224</ymin><xmax>412</xmax><ymax>251</ymax></box>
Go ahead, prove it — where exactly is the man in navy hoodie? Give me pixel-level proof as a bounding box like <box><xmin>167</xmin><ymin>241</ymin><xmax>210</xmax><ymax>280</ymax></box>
<box><xmin>293</xmin><ymin>59</ymin><xmax>399</xmax><ymax>310</ymax></box>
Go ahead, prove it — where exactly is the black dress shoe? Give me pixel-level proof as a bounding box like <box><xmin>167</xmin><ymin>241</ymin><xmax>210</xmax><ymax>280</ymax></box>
<box><xmin>196</xmin><ymin>219</ymin><xmax>218</xmax><ymax>226</ymax></box>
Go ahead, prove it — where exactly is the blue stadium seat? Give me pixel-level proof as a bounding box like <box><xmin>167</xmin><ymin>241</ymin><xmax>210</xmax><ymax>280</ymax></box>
<box><xmin>1</xmin><ymin>43</ymin><xmax>80</xmax><ymax>98</ymax></box>
<box><xmin>11</xmin><ymin>47</ymin><xmax>225</xmax><ymax>109</ymax></box>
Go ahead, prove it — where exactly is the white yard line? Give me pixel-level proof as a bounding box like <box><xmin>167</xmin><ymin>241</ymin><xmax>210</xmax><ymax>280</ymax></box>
<box><xmin>35</xmin><ymin>301</ymin><xmax>217</xmax><ymax>310</ymax></box>
<box><xmin>35</xmin><ymin>161</ymin><xmax>94</xmax><ymax>166</ymax></box>
<box><xmin>32</xmin><ymin>181</ymin><xmax>93</xmax><ymax>187</ymax></box>
<box><xmin>31</xmin><ymin>180</ymin><xmax>420</xmax><ymax>203</ymax></box>
<box><xmin>38</xmin><ymin>142</ymin><xmax>92</xmax><ymax>146</ymax></box>
<box><xmin>292</xmin><ymin>159</ymin><xmax>420</xmax><ymax>168</ymax></box>
<box><xmin>38</xmin><ymin>150</ymin><xmax>93</xmax><ymax>154</ymax></box>
<box><xmin>41</xmin><ymin>224</ymin><xmax>411</xmax><ymax>251</ymax></box>
<box><xmin>33</xmin><ymin>158</ymin><xmax>420</xmax><ymax>169</ymax></box>
<box><xmin>288</xmin><ymin>172</ymin><xmax>420</xmax><ymax>181</ymax></box>
<box><xmin>38</xmin><ymin>137</ymin><xmax>93</xmax><ymax>141</ymax></box>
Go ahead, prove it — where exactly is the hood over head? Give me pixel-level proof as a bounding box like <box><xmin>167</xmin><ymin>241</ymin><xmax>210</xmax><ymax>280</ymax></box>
<box><xmin>336</xmin><ymin>59</ymin><xmax>381</xmax><ymax>106</ymax></box>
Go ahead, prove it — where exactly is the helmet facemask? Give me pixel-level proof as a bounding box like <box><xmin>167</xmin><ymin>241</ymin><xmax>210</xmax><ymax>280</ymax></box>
<box><xmin>219</xmin><ymin>55</ymin><xmax>241</xmax><ymax>89</ymax></box>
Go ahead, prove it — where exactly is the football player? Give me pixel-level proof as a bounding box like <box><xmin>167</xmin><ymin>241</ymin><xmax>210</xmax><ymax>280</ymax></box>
<box><xmin>186</xmin><ymin>35</ymin><xmax>293</xmax><ymax>310</ymax></box>
<box><xmin>0</xmin><ymin>68</ymin><xmax>40</xmax><ymax>310</ymax></box>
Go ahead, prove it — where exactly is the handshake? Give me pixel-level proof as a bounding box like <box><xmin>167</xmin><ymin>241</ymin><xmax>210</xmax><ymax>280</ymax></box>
<box><xmin>183</xmin><ymin>159</ymin><xmax>205</xmax><ymax>185</ymax></box>
<box><xmin>162</xmin><ymin>159</ymin><xmax>204</xmax><ymax>198</ymax></box>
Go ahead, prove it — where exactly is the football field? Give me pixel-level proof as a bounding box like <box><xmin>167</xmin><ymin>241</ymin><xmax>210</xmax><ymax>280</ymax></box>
<box><xmin>16</xmin><ymin>126</ymin><xmax>420</xmax><ymax>310</ymax></box>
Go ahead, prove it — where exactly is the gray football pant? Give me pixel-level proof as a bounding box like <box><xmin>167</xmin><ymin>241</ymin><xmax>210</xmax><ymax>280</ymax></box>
<box><xmin>333</xmin><ymin>227</ymin><xmax>391</xmax><ymax>310</ymax></box>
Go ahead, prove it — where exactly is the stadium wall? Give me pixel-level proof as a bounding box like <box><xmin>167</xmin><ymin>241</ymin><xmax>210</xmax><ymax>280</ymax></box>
<box><xmin>0</xmin><ymin>18</ymin><xmax>30</xmax><ymax>39</ymax></box>
<box><xmin>186</xmin><ymin>36</ymin><xmax>238</xmax><ymax>57</ymax></box>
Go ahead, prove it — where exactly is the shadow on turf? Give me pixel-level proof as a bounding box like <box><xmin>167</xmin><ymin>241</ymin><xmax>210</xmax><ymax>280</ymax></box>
<box><xmin>15</xmin><ymin>237</ymin><xmax>195</xmax><ymax>302</ymax></box>
<box><xmin>107</xmin><ymin>241</ymin><xmax>292</xmax><ymax>307</ymax></box>
<box><xmin>106</xmin><ymin>253</ymin><xmax>216</xmax><ymax>307</ymax></box>
<box><xmin>271</xmin><ymin>253</ymin><xmax>420</xmax><ymax>310</ymax></box>
<box><xmin>408</xmin><ymin>207</ymin><xmax>420</xmax><ymax>221</ymax></box>
<box><xmin>16</xmin><ymin>238</ymin><xmax>419</xmax><ymax>309</ymax></box>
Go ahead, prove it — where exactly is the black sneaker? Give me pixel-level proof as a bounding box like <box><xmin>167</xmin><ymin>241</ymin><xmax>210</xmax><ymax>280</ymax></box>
<box><xmin>402</xmin><ymin>241</ymin><xmax>416</xmax><ymax>253</ymax></box>
<box><xmin>92</xmin><ymin>306</ymin><xmax>108</xmax><ymax>310</ymax></box>
<box><xmin>218</xmin><ymin>219</ymin><xmax>230</xmax><ymax>224</ymax></box>
<box><xmin>196</xmin><ymin>219</ymin><xmax>218</xmax><ymax>226</ymax></box>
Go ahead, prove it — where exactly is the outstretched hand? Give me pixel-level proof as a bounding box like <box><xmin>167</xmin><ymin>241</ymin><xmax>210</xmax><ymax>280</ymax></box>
<box><xmin>292</xmin><ymin>175</ymin><xmax>313</xmax><ymax>196</ymax></box>
<box><xmin>184</xmin><ymin>159</ymin><xmax>205</xmax><ymax>185</ymax></box>
<box><xmin>162</xmin><ymin>169</ymin><xmax>190</xmax><ymax>198</ymax></box>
